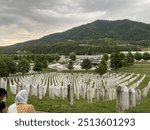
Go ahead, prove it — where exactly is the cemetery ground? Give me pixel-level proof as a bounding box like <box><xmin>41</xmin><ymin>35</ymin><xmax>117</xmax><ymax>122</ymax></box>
<box><xmin>5</xmin><ymin>63</ymin><xmax>150</xmax><ymax>113</ymax></box>
<box><xmin>118</xmin><ymin>63</ymin><xmax>150</xmax><ymax>112</ymax></box>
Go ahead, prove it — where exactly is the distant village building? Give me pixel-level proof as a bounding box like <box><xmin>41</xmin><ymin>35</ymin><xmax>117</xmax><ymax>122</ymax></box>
<box><xmin>121</xmin><ymin>51</ymin><xmax>150</xmax><ymax>55</ymax></box>
<box><xmin>76</xmin><ymin>55</ymin><xmax>102</xmax><ymax>60</ymax></box>
<box><xmin>59</xmin><ymin>55</ymin><xmax>70</xmax><ymax>62</ymax></box>
<box><xmin>76</xmin><ymin>55</ymin><xmax>102</xmax><ymax>66</ymax></box>
<box><xmin>89</xmin><ymin>58</ymin><xmax>100</xmax><ymax>65</ymax></box>
<box><xmin>52</xmin><ymin>55</ymin><xmax>103</xmax><ymax>70</ymax></box>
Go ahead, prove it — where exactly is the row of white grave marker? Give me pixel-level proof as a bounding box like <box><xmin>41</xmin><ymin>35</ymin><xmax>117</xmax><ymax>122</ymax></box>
<box><xmin>116</xmin><ymin>81</ymin><xmax>150</xmax><ymax>112</ymax></box>
<box><xmin>0</xmin><ymin>72</ymin><xmax>149</xmax><ymax>112</ymax></box>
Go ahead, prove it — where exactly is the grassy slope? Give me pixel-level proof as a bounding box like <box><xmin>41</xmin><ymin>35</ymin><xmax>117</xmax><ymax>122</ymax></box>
<box><xmin>118</xmin><ymin>63</ymin><xmax>150</xmax><ymax>75</ymax></box>
<box><xmin>137</xmin><ymin>76</ymin><xmax>150</xmax><ymax>89</ymax></box>
<box><xmin>118</xmin><ymin>63</ymin><xmax>150</xmax><ymax>112</ymax></box>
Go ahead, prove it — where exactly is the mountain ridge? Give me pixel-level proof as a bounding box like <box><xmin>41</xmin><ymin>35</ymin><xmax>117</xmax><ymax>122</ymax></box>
<box><xmin>14</xmin><ymin>19</ymin><xmax>150</xmax><ymax>46</ymax></box>
<box><xmin>1</xmin><ymin>19</ymin><xmax>150</xmax><ymax>54</ymax></box>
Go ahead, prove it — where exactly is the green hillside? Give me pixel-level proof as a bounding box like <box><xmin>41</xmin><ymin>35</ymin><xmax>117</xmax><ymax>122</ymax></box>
<box><xmin>1</xmin><ymin>19</ymin><xmax>150</xmax><ymax>54</ymax></box>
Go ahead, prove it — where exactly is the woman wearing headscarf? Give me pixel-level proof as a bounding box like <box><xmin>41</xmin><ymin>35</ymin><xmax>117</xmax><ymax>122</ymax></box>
<box><xmin>0</xmin><ymin>88</ymin><xmax>7</xmax><ymax>113</ymax></box>
<box><xmin>8</xmin><ymin>90</ymin><xmax>36</xmax><ymax>113</ymax></box>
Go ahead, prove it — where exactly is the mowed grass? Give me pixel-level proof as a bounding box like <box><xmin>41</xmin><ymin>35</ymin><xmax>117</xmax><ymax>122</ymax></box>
<box><xmin>137</xmin><ymin>77</ymin><xmax>150</xmax><ymax>89</ymax></box>
<box><xmin>116</xmin><ymin>63</ymin><xmax>150</xmax><ymax>90</ymax></box>
<box><xmin>127</xmin><ymin>75</ymin><xmax>142</xmax><ymax>87</ymax></box>
<box><xmin>42</xmin><ymin>68</ymin><xmax>57</xmax><ymax>73</ymax></box>
<box><xmin>117</xmin><ymin>63</ymin><xmax>150</xmax><ymax>75</ymax></box>
<box><xmin>28</xmin><ymin>96</ymin><xmax>116</xmax><ymax>113</ymax></box>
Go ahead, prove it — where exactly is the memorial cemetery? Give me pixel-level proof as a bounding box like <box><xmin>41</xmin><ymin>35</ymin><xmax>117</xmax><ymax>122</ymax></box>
<box><xmin>2</xmin><ymin>19</ymin><xmax>150</xmax><ymax>112</ymax></box>
<box><xmin>1</xmin><ymin>52</ymin><xmax>150</xmax><ymax>112</ymax></box>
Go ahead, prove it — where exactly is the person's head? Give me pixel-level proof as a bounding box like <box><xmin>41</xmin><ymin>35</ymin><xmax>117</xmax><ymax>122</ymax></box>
<box><xmin>0</xmin><ymin>88</ymin><xmax>7</xmax><ymax>101</ymax></box>
<box><xmin>15</xmin><ymin>90</ymin><xmax>28</xmax><ymax>104</ymax></box>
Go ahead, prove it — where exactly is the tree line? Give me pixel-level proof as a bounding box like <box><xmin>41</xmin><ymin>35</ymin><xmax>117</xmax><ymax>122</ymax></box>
<box><xmin>0</xmin><ymin>51</ymin><xmax>146</xmax><ymax>78</ymax></box>
<box><xmin>0</xmin><ymin>53</ymin><xmax>60</xmax><ymax>77</ymax></box>
<box><xmin>67</xmin><ymin>52</ymin><xmax>135</xmax><ymax>76</ymax></box>
<box><xmin>0</xmin><ymin>39</ymin><xmax>141</xmax><ymax>55</ymax></box>
<box><xmin>134</xmin><ymin>52</ymin><xmax>150</xmax><ymax>61</ymax></box>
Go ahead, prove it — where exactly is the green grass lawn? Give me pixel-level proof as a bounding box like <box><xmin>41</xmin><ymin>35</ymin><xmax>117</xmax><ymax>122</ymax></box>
<box><xmin>28</xmin><ymin>96</ymin><xmax>116</xmax><ymax>113</ymax></box>
<box><xmin>42</xmin><ymin>68</ymin><xmax>57</xmax><ymax>73</ymax></box>
<box><xmin>117</xmin><ymin>63</ymin><xmax>150</xmax><ymax>75</ymax></box>
<box><xmin>137</xmin><ymin>77</ymin><xmax>150</xmax><ymax>89</ymax></box>
<box><xmin>60</xmin><ymin>70</ymin><xmax>95</xmax><ymax>73</ymax></box>
<box><xmin>116</xmin><ymin>63</ymin><xmax>150</xmax><ymax>90</ymax></box>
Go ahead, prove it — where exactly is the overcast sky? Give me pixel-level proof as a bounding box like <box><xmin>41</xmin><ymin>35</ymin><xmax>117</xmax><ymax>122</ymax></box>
<box><xmin>0</xmin><ymin>0</ymin><xmax>150</xmax><ymax>46</ymax></box>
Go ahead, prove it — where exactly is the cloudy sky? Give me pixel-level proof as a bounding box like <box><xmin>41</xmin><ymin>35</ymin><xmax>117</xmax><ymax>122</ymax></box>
<box><xmin>0</xmin><ymin>0</ymin><xmax>150</xmax><ymax>46</ymax></box>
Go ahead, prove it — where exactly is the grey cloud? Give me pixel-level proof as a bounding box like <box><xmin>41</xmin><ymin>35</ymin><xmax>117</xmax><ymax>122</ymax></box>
<box><xmin>0</xmin><ymin>0</ymin><xmax>150</xmax><ymax>46</ymax></box>
<box><xmin>0</xmin><ymin>0</ymin><xmax>81</xmax><ymax>26</ymax></box>
<box><xmin>0</xmin><ymin>0</ymin><xmax>141</xmax><ymax>25</ymax></box>
<box><xmin>78</xmin><ymin>0</ymin><xmax>137</xmax><ymax>12</ymax></box>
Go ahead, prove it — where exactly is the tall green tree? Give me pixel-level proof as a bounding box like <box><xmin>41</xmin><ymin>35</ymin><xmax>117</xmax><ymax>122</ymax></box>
<box><xmin>42</xmin><ymin>58</ymin><xmax>48</xmax><ymax>68</ymax></box>
<box><xmin>0</xmin><ymin>58</ymin><xmax>9</xmax><ymax>77</ymax></box>
<box><xmin>17</xmin><ymin>58</ymin><xmax>30</xmax><ymax>75</ymax></box>
<box><xmin>102</xmin><ymin>53</ymin><xmax>109</xmax><ymax>61</ymax></box>
<box><xmin>46</xmin><ymin>53</ymin><xmax>60</xmax><ymax>63</ymax></box>
<box><xmin>134</xmin><ymin>52</ymin><xmax>142</xmax><ymax>61</ymax></box>
<box><xmin>126</xmin><ymin>52</ymin><xmax>134</xmax><ymax>66</ymax></box>
<box><xmin>143</xmin><ymin>52</ymin><xmax>150</xmax><ymax>61</ymax></box>
<box><xmin>53</xmin><ymin>53</ymin><xmax>60</xmax><ymax>61</ymax></box>
<box><xmin>101</xmin><ymin>58</ymin><xmax>107</xmax><ymax>66</ymax></box>
<box><xmin>122</xmin><ymin>56</ymin><xmax>128</xmax><ymax>67</ymax></box>
<box><xmin>34</xmin><ymin>55</ymin><xmax>48</xmax><ymax>68</ymax></box>
<box><xmin>4</xmin><ymin>58</ymin><xmax>17</xmax><ymax>75</ymax></box>
<box><xmin>67</xmin><ymin>60</ymin><xmax>74</xmax><ymax>70</ymax></box>
<box><xmin>33</xmin><ymin>61</ymin><xmax>43</xmax><ymax>72</ymax></box>
<box><xmin>119</xmin><ymin>53</ymin><xmax>125</xmax><ymax>60</ymax></box>
<box><xmin>69</xmin><ymin>52</ymin><xmax>76</xmax><ymax>61</ymax></box>
<box><xmin>110</xmin><ymin>52</ymin><xmax>122</xmax><ymax>70</ymax></box>
<box><xmin>119</xmin><ymin>53</ymin><xmax>127</xmax><ymax>67</ymax></box>
<box><xmin>81</xmin><ymin>59</ymin><xmax>92</xmax><ymax>70</ymax></box>
<box><xmin>12</xmin><ymin>55</ymin><xmax>18</xmax><ymax>61</ymax></box>
<box><xmin>29</xmin><ymin>54</ymin><xmax>35</xmax><ymax>61</ymax></box>
<box><xmin>95</xmin><ymin>59</ymin><xmax>107</xmax><ymax>76</ymax></box>
<box><xmin>46</xmin><ymin>54</ymin><xmax>54</xmax><ymax>63</ymax></box>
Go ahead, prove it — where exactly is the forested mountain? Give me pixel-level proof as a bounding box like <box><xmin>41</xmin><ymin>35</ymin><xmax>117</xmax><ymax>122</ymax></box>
<box><xmin>40</xmin><ymin>19</ymin><xmax>150</xmax><ymax>42</ymax></box>
<box><xmin>1</xmin><ymin>19</ymin><xmax>150</xmax><ymax>54</ymax></box>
